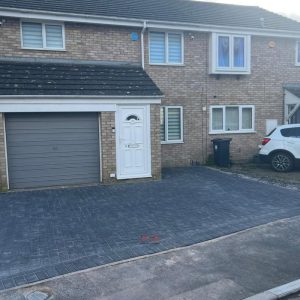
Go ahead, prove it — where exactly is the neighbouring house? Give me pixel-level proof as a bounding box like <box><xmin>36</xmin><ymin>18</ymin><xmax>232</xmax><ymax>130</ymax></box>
<box><xmin>0</xmin><ymin>0</ymin><xmax>300</xmax><ymax>190</ymax></box>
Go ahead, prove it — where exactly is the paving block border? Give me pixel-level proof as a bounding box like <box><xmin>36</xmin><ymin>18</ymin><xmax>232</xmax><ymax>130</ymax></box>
<box><xmin>1</xmin><ymin>215</ymin><xmax>299</xmax><ymax>295</ymax></box>
<box><xmin>244</xmin><ymin>279</ymin><xmax>300</xmax><ymax>300</ymax></box>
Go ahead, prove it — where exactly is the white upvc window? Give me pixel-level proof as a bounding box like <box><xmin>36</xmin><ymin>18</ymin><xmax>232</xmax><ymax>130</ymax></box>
<box><xmin>21</xmin><ymin>21</ymin><xmax>65</xmax><ymax>50</ymax></box>
<box><xmin>149</xmin><ymin>32</ymin><xmax>184</xmax><ymax>65</ymax></box>
<box><xmin>210</xmin><ymin>105</ymin><xmax>255</xmax><ymax>134</ymax></box>
<box><xmin>210</xmin><ymin>33</ymin><xmax>251</xmax><ymax>74</ymax></box>
<box><xmin>160</xmin><ymin>106</ymin><xmax>183</xmax><ymax>143</ymax></box>
<box><xmin>296</xmin><ymin>41</ymin><xmax>300</xmax><ymax>66</ymax></box>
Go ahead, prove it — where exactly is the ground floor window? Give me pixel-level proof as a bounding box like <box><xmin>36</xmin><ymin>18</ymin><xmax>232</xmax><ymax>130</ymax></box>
<box><xmin>160</xmin><ymin>106</ymin><xmax>183</xmax><ymax>143</ymax></box>
<box><xmin>210</xmin><ymin>105</ymin><xmax>255</xmax><ymax>133</ymax></box>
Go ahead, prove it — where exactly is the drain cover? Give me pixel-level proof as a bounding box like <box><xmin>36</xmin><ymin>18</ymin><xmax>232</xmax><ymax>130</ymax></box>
<box><xmin>26</xmin><ymin>290</ymin><xmax>52</xmax><ymax>300</ymax></box>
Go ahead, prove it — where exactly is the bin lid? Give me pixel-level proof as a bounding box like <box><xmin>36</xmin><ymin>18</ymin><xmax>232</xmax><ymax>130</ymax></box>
<box><xmin>212</xmin><ymin>138</ymin><xmax>232</xmax><ymax>143</ymax></box>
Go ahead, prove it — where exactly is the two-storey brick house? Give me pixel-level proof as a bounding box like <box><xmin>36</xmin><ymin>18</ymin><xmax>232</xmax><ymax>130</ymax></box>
<box><xmin>0</xmin><ymin>0</ymin><xmax>300</xmax><ymax>190</ymax></box>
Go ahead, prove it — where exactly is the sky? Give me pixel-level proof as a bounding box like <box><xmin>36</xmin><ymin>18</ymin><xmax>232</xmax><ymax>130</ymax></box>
<box><xmin>197</xmin><ymin>0</ymin><xmax>300</xmax><ymax>21</ymax></box>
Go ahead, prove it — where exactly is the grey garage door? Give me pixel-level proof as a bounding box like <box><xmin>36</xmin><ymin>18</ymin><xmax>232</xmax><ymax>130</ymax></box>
<box><xmin>6</xmin><ymin>113</ymin><xmax>100</xmax><ymax>189</ymax></box>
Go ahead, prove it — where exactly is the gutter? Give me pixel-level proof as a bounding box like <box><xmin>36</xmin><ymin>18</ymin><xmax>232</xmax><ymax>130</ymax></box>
<box><xmin>0</xmin><ymin>95</ymin><xmax>164</xmax><ymax>100</ymax></box>
<box><xmin>0</xmin><ymin>56</ymin><xmax>141</xmax><ymax>66</ymax></box>
<box><xmin>1</xmin><ymin>6</ymin><xmax>300</xmax><ymax>38</ymax></box>
<box><xmin>141</xmin><ymin>21</ymin><xmax>147</xmax><ymax>69</ymax></box>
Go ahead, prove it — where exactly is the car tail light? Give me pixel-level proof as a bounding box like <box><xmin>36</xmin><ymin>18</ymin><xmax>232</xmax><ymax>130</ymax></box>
<box><xmin>262</xmin><ymin>138</ymin><xmax>271</xmax><ymax>145</ymax></box>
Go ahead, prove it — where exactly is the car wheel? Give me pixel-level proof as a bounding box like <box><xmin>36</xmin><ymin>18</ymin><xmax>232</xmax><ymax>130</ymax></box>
<box><xmin>271</xmin><ymin>152</ymin><xmax>294</xmax><ymax>172</ymax></box>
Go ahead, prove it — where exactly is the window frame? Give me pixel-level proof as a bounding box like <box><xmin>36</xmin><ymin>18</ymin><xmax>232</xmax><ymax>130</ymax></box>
<box><xmin>210</xmin><ymin>33</ymin><xmax>251</xmax><ymax>74</ymax></box>
<box><xmin>295</xmin><ymin>41</ymin><xmax>300</xmax><ymax>66</ymax></box>
<box><xmin>149</xmin><ymin>31</ymin><xmax>184</xmax><ymax>66</ymax></box>
<box><xmin>161</xmin><ymin>106</ymin><xmax>184</xmax><ymax>144</ymax></box>
<box><xmin>210</xmin><ymin>105</ymin><xmax>255</xmax><ymax>134</ymax></box>
<box><xmin>20</xmin><ymin>20</ymin><xmax>66</xmax><ymax>51</ymax></box>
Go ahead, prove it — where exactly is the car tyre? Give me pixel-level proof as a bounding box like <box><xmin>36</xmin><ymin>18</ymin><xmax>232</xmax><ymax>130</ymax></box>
<box><xmin>271</xmin><ymin>152</ymin><xmax>294</xmax><ymax>172</ymax></box>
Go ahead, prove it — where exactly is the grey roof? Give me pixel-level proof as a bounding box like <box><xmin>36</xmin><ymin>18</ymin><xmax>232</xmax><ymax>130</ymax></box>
<box><xmin>284</xmin><ymin>84</ymin><xmax>300</xmax><ymax>98</ymax></box>
<box><xmin>0</xmin><ymin>0</ymin><xmax>300</xmax><ymax>32</ymax></box>
<box><xmin>0</xmin><ymin>61</ymin><xmax>163</xmax><ymax>96</ymax></box>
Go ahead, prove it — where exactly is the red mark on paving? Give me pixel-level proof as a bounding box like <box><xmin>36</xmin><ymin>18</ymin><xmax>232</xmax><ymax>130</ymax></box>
<box><xmin>140</xmin><ymin>234</ymin><xmax>149</xmax><ymax>243</ymax></box>
<box><xmin>150</xmin><ymin>235</ymin><xmax>160</xmax><ymax>244</ymax></box>
<box><xmin>139</xmin><ymin>234</ymin><xmax>160</xmax><ymax>244</ymax></box>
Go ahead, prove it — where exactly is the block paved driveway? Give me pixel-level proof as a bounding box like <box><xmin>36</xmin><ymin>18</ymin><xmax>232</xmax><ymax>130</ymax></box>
<box><xmin>0</xmin><ymin>167</ymin><xmax>300</xmax><ymax>291</ymax></box>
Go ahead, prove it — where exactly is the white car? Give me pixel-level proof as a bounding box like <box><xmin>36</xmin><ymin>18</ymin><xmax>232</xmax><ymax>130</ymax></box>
<box><xmin>259</xmin><ymin>124</ymin><xmax>300</xmax><ymax>172</ymax></box>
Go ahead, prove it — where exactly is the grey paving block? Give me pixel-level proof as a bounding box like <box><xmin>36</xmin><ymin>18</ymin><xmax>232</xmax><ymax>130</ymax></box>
<box><xmin>2</xmin><ymin>278</ymin><xmax>15</xmax><ymax>289</ymax></box>
<box><xmin>35</xmin><ymin>271</ymin><xmax>49</xmax><ymax>281</ymax></box>
<box><xmin>25</xmin><ymin>273</ymin><xmax>39</xmax><ymax>284</ymax></box>
<box><xmin>54</xmin><ymin>264</ymin><xmax>69</xmax><ymax>276</ymax></box>
<box><xmin>0</xmin><ymin>167</ymin><xmax>299</xmax><ymax>290</ymax></box>
<box><xmin>44</xmin><ymin>268</ymin><xmax>60</xmax><ymax>278</ymax></box>
<box><xmin>13</xmin><ymin>275</ymin><xmax>27</xmax><ymax>286</ymax></box>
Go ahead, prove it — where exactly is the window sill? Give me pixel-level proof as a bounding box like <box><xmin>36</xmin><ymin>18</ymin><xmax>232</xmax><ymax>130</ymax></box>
<box><xmin>210</xmin><ymin>69</ymin><xmax>251</xmax><ymax>75</ymax></box>
<box><xmin>21</xmin><ymin>47</ymin><xmax>66</xmax><ymax>52</ymax></box>
<box><xmin>209</xmin><ymin>130</ymin><xmax>256</xmax><ymax>135</ymax></box>
<box><xmin>149</xmin><ymin>63</ymin><xmax>185</xmax><ymax>67</ymax></box>
<box><xmin>161</xmin><ymin>141</ymin><xmax>184</xmax><ymax>145</ymax></box>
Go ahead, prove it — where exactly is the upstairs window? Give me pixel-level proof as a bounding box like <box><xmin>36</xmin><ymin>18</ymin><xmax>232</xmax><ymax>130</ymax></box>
<box><xmin>149</xmin><ymin>32</ymin><xmax>183</xmax><ymax>65</ymax></box>
<box><xmin>210</xmin><ymin>105</ymin><xmax>255</xmax><ymax>134</ymax></box>
<box><xmin>160</xmin><ymin>106</ymin><xmax>183</xmax><ymax>143</ymax></box>
<box><xmin>21</xmin><ymin>21</ymin><xmax>65</xmax><ymax>50</ymax></box>
<box><xmin>210</xmin><ymin>33</ymin><xmax>251</xmax><ymax>74</ymax></box>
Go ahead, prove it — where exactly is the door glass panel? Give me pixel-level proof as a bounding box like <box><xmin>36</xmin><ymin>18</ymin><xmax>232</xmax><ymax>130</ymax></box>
<box><xmin>126</xmin><ymin>114</ymin><xmax>140</xmax><ymax>121</ymax></box>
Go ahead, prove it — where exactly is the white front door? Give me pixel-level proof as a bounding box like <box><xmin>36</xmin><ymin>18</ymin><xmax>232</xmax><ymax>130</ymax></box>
<box><xmin>116</xmin><ymin>105</ymin><xmax>151</xmax><ymax>179</ymax></box>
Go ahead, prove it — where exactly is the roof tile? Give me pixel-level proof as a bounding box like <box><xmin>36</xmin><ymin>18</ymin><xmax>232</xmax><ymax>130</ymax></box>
<box><xmin>0</xmin><ymin>0</ymin><xmax>299</xmax><ymax>32</ymax></box>
<box><xmin>0</xmin><ymin>62</ymin><xmax>163</xmax><ymax>96</ymax></box>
